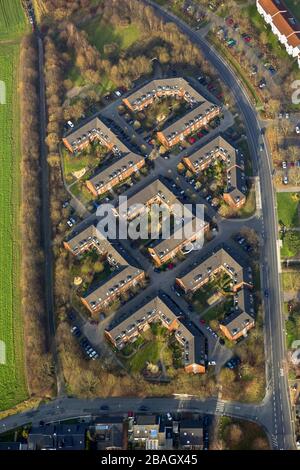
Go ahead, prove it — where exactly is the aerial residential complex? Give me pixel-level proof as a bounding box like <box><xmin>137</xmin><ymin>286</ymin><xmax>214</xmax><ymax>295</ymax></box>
<box><xmin>182</xmin><ymin>135</ymin><xmax>247</xmax><ymax>208</ymax></box>
<box><xmin>116</xmin><ymin>178</ymin><xmax>209</xmax><ymax>266</ymax></box>
<box><xmin>105</xmin><ymin>296</ymin><xmax>206</xmax><ymax>374</ymax></box>
<box><xmin>257</xmin><ymin>0</ymin><xmax>300</xmax><ymax>67</ymax></box>
<box><xmin>64</xmin><ymin>224</ymin><xmax>145</xmax><ymax>314</ymax></box>
<box><xmin>176</xmin><ymin>248</ymin><xmax>255</xmax><ymax>341</ymax></box>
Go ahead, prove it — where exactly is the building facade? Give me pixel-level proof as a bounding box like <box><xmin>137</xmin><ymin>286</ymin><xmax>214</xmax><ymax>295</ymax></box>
<box><xmin>257</xmin><ymin>0</ymin><xmax>300</xmax><ymax>67</ymax></box>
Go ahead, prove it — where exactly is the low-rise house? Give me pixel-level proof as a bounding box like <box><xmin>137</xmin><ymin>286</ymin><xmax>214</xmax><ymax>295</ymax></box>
<box><xmin>64</xmin><ymin>224</ymin><xmax>145</xmax><ymax>314</ymax></box>
<box><xmin>28</xmin><ymin>424</ymin><xmax>86</xmax><ymax>451</ymax></box>
<box><xmin>182</xmin><ymin>135</ymin><xmax>246</xmax><ymax>208</ymax></box>
<box><xmin>179</xmin><ymin>420</ymin><xmax>203</xmax><ymax>450</ymax></box>
<box><xmin>105</xmin><ymin>296</ymin><xmax>206</xmax><ymax>374</ymax></box>
<box><xmin>86</xmin><ymin>152</ymin><xmax>145</xmax><ymax>197</ymax></box>
<box><xmin>257</xmin><ymin>0</ymin><xmax>300</xmax><ymax>68</ymax></box>
<box><xmin>89</xmin><ymin>417</ymin><xmax>125</xmax><ymax>450</ymax></box>
<box><xmin>130</xmin><ymin>415</ymin><xmax>161</xmax><ymax>450</ymax></box>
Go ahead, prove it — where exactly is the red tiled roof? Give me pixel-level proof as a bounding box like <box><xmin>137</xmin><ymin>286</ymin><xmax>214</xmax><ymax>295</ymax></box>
<box><xmin>257</xmin><ymin>0</ymin><xmax>286</xmax><ymax>17</ymax></box>
<box><xmin>258</xmin><ymin>0</ymin><xmax>300</xmax><ymax>49</ymax></box>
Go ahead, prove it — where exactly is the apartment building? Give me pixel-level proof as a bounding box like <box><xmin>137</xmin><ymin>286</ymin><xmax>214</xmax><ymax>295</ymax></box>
<box><xmin>122</xmin><ymin>77</ymin><xmax>221</xmax><ymax>149</ymax></box>
<box><xmin>257</xmin><ymin>0</ymin><xmax>300</xmax><ymax>67</ymax></box>
<box><xmin>62</xmin><ymin>115</ymin><xmax>128</xmax><ymax>154</ymax></box>
<box><xmin>182</xmin><ymin>135</ymin><xmax>246</xmax><ymax>208</ymax></box>
<box><xmin>148</xmin><ymin>218</ymin><xmax>209</xmax><ymax>267</ymax></box>
<box><xmin>86</xmin><ymin>152</ymin><xmax>145</xmax><ymax>196</ymax></box>
<box><xmin>64</xmin><ymin>224</ymin><xmax>145</xmax><ymax>314</ymax></box>
<box><xmin>176</xmin><ymin>247</ymin><xmax>255</xmax><ymax>341</ymax></box>
<box><xmin>156</xmin><ymin>101</ymin><xmax>220</xmax><ymax>149</ymax></box>
<box><xmin>116</xmin><ymin>178</ymin><xmax>209</xmax><ymax>266</ymax></box>
<box><xmin>122</xmin><ymin>78</ymin><xmax>203</xmax><ymax>112</ymax></box>
<box><xmin>105</xmin><ymin>296</ymin><xmax>206</xmax><ymax>374</ymax></box>
<box><xmin>117</xmin><ymin>178</ymin><xmax>178</xmax><ymax>221</ymax></box>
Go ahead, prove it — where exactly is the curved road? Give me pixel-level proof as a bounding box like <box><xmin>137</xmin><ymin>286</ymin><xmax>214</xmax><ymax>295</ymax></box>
<box><xmin>143</xmin><ymin>0</ymin><xmax>294</xmax><ymax>450</ymax></box>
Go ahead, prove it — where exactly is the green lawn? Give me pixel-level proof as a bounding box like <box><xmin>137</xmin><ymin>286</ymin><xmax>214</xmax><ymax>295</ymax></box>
<box><xmin>281</xmin><ymin>231</ymin><xmax>300</xmax><ymax>258</ymax></box>
<box><xmin>0</xmin><ymin>44</ymin><xmax>28</xmax><ymax>410</ymax></box>
<box><xmin>82</xmin><ymin>20</ymin><xmax>140</xmax><ymax>55</ymax></box>
<box><xmin>0</xmin><ymin>0</ymin><xmax>28</xmax><ymax>40</ymax></box>
<box><xmin>128</xmin><ymin>341</ymin><xmax>161</xmax><ymax>373</ymax></box>
<box><xmin>277</xmin><ymin>193</ymin><xmax>300</xmax><ymax>228</ymax></box>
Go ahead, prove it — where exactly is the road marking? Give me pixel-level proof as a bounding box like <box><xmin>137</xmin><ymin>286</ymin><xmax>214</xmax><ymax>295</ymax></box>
<box><xmin>215</xmin><ymin>400</ymin><xmax>225</xmax><ymax>413</ymax></box>
<box><xmin>271</xmin><ymin>435</ymin><xmax>278</xmax><ymax>448</ymax></box>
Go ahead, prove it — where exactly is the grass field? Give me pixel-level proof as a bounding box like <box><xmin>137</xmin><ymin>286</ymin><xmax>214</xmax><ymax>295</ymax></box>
<box><xmin>82</xmin><ymin>20</ymin><xmax>140</xmax><ymax>55</ymax></box>
<box><xmin>0</xmin><ymin>0</ymin><xmax>28</xmax><ymax>41</ymax></box>
<box><xmin>277</xmin><ymin>192</ymin><xmax>300</xmax><ymax>228</ymax></box>
<box><xmin>0</xmin><ymin>44</ymin><xmax>28</xmax><ymax>410</ymax></box>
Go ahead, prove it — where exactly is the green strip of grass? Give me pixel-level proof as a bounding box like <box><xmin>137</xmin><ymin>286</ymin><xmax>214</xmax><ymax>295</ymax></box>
<box><xmin>0</xmin><ymin>0</ymin><xmax>28</xmax><ymax>41</ymax></box>
<box><xmin>0</xmin><ymin>44</ymin><xmax>28</xmax><ymax>410</ymax></box>
<box><xmin>277</xmin><ymin>192</ymin><xmax>300</xmax><ymax>228</ymax></box>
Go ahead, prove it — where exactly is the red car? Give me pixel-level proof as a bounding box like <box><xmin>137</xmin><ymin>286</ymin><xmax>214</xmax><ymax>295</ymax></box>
<box><xmin>197</xmin><ymin>132</ymin><xmax>204</xmax><ymax>138</ymax></box>
<box><xmin>226</xmin><ymin>17</ymin><xmax>234</xmax><ymax>26</ymax></box>
<box><xmin>244</xmin><ymin>36</ymin><xmax>251</xmax><ymax>43</ymax></box>
<box><xmin>200</xmin><ymin>319</ymin><xmax>206</xmax><ymax>325</ymax></box>
<box><xmin>188</xmin><ymin>136</ymin><xmax>196</xmax><ymax>144</ymax></box>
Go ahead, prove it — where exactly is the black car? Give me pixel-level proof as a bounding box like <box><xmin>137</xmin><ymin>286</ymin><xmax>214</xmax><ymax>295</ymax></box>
<box><xmin>139</xmin><ymin>405</ymin><xmax>149</xmax><ymax>411</ymax></box>
<box><xmin>100</xmin><ymin>405</ymin><xmax>109</xmax><ymax>411</ymax></box>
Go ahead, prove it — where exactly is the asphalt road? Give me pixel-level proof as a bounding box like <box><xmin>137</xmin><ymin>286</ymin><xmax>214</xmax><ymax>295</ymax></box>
<box><xmin>143</xmin><ymin>0</ymin><xmax>294</xmax><ymax>450</ymax></box>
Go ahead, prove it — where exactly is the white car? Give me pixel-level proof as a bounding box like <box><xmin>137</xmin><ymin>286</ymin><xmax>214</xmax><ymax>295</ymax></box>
<box><xmin>282</xmin><ymin>161</ymin><xmax>287</xmax><ymax>169</ymax></box>
<box><xmin>283</xmin><ymin>175</ymin><xmax>288</xmax><ymax>185</ymax></box>
<box><xmin>67</xmin><ymin>120</ymin><xmax>74</xmax><ymax>128</ymax></box>
<box><xmin>208</xmin><ymin>361</ymin><xmax>216</xmax><ymax>366</ymax></box>
<box><xmin>114</xmin><ymin>90</ymin><xmax>122</xmax><ymax>97</ymax></box>
<box><xmin>296</xmin><ymin>126</ymin><xmax>300</xmax><ymax>134</ymax></box>
<box><xmin>67</xmin><ymin>219</ymin><xmax>73</xmax><ymax>227</ymax></box>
